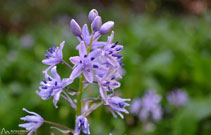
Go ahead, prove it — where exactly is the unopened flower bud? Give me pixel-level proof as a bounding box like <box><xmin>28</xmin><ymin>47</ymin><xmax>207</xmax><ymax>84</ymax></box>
<box><xmin>70</xmin><ymin>19</ymin><xmax>82</xmax><ymax>37</ymax></box>
<box><xmin>91</xmin><ymin>16</ymin><xmax>102</xmax><ymax>32</ymax></box>
<box><xmin>99</xmin><ymin>21</ymin><xmax>114</xmax><ymax>35</ymax></box>
<box><xmin>88</xmin><ymin>9</ymin><xmax>98</xmax><ymax>23</ymax></box>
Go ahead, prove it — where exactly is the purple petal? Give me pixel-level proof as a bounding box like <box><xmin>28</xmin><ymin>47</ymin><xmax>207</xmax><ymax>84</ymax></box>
<box><xmin>79</xmin><ymin>41</ymin><xmax>87</xmax><ymax>58</ymax></box>
<box><xmin>88</xmin><ymin>9</ymin><xmax>98</xmax><ymax>22</ymax></box>
<box><xmin>99</xmin><ymin>86</ymin><xmax>108</xmax><ymax>104</ymax></box>
<box><xmin>70</xmin><ymin>19</ymin><xmax>82</xmax><ymax>37</ymax></box>
<box><xmin>107</xmin><ymin>31</ymin><xmax>114</xmax><ymax>45</ymax></box>
<box><xmin>42</xmin><ymin>58</ymin><xmax>59</xmax><ymax>65</ymax></box>
<box><xmin>22</xmin><ymin>108</ymin><xmax>40</xmax><ymax>117</ymax></box>
<box><xmin>53</xmin><ymin>91</ymin><xmax>62</xmax><ymax>108</ymax></box>
<box><xmin>106</xmin><ymin>55</ymin><xmax>119</xmax><ymax>67</ymax></box>
<box><xmin>82</xmin><ymin>24</ymin><xmax>91</xmax><ymax>45</ymax></box>
<box><xmin>69</xmin><ymin>56</ymin><xmax>81</xmax><ymax>65</ymax></box>
<box><xmin>51</xmin><ymin>66</ymin><xmax>61</xmax><ymax>81</ymax></box>
<box><xmin>56</xmin><ymin>40</ymin><xmax>65</xmax><ymax>60</ymax></box>
<box><xmin>19</xmin><ymin>123</ymin><xmax>33</xmax><ymax>130</ymax></box>
<box><xmin>69</xmin><ymin>65</ymin><xmax>83</xmax><ymax>81</ymax></box>
<box><xmin>91</xmin><ymin>16</ymin><xmax>102</xmax><ymax>32</ymax></box>
<box><xmin>91</xmin><ymin>41</ymin><xmax>107</xmax><ymax>49</ymax></box>
<box><xmin>88</xmin><ymin>49</ymin><xmax>102</xmax><ymax>60</ymax></box>
<box><xmin>92</xmin><ymin>62</ymin><xmax>108</xmax><ymax>72</ymax></box>
<box><xmin>83</xmin><ymin>69</ymin><xmax>94</xmax><ymax>83</ymax></box>
<box><xmin>61</xmin><ymin>78</ymin><xmax>73</xmax><ymax>87</ymax></box>
<box><xmin>20</xmin><ymin>116</ymin><xmax>40</xmax><ymax>122</ymax></box>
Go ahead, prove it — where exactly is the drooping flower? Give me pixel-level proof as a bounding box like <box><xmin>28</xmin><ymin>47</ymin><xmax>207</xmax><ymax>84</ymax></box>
<box><xmin>96</xmin><ymin>68</ymin><xmax>121</xmax><ymax>104</ymax></box>
<box><xmin>167</xmin><ymin>89</ymin><xmax>188</xmax><ymax>107</ymax></box>
<box><xmin>74</xmin><ymin>115</ymin><xmax>90</xmax><ymax>135</ymax></box>
<box><xmin>132</xmin><ymin>90</ymin><xmax>162</xmax><ymax>122</ymax></box>
<box><xmin>19</xmin><ymin>108</ymin><xmax>44</xmax><ymax>135</ymax></box>
<box><xmin>96</xmin><ymin>31</ymin><xmax>123</xmax><ymax>68</ymax></box>
<box><xmin>69</xmin><ymin>41</ymin><xmax>107</xmax><ymax>83</ymax></box>
<box><xmin>36</xmin><ymin>66</ymin><xmax>71</xmax><ymax>108</ymax></box>
<box><xmin>42</xmin><ymin>41</ymin><xmax>65</xmax><ymax>75</ymax></box>
<box><xmin>107</xmin><ymin>96</ymin><xmax>130</xmax><ymax>119</ymax></box>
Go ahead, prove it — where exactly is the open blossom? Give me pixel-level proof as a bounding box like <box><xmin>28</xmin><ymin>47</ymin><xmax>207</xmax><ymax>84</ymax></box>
<box><xmin>131</xmin><ymin>90</ymin><xmax>162</xmax><ymax>122</ymax></box>
<box><xmin>42</xmin><ymin>41</ymin><xmax>65</xmax><ymax>74</ymax></box>
<box><xmin>19</xmin><ymin>108</ymin><xmax>44</xmax><ymax>135</ymax></box>
<box><xmin>96</xmin><ymin>69</ymin><xmax>121</xmax><ymax>104</ymax></box>
<box><xmin>36</xmin><ymin>66</ymin><xmax>71</xmax><ymax>108</ymax></box>
<box><xmin>107</xmin><ymin>96</ymin><xmax>130</xmax><ymax>119</ymax></box>
<box><xmin>69</xmin><ymin>41</ymin><xmax>107</xmax><ymax>83</ymax></box>
<box><xmin>167</xmin><ymin>89</ymin><xmax>188</xmax><ymax>107</ymax></box>
<box><xmin>74</xmin><ymin>115</ymin><xmax>90</xmax><ymax>135</ymax></box>
<box><xmin>103</xmin><ymin>32</ymin><xmax>123</xmax><ymax>67</ymax></box>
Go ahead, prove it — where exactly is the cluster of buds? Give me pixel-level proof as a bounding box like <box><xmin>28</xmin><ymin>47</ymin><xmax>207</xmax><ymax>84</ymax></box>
<box><xmin>19</xmin><ymin>9</ymin><xmax>130</xmax><ymax>135</ymax></box>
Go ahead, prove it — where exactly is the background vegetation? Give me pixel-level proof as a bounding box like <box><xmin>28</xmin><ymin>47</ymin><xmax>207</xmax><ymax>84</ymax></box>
<box><xmin>0</xmin><ymin>0</ymin><xmax>211</xmax><ymax>134</ymax></box>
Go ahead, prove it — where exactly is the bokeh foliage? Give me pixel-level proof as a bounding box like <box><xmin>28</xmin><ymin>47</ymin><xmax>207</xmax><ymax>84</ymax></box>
<box><xmin>0</xmin><ymin>0</ymin><xmax>211</xmax><ymax>135</ymax></box>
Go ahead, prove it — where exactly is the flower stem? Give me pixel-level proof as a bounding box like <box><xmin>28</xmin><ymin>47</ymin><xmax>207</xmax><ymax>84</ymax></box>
<box><xmin>44</xmin><ymin>120</ymin><xmax>74</xmax><ymax>133</ymax></box>
<box><xmin>76</xmin><ymin>35</ymin><xmax>94</xmax><ymax>117</ymax></box>
<box><xmin>62</xmin><ymin>60</ymin><xmax>73</xmax><ymax>70</ymax></box>
<box><xmin>87</xmin><ymin>36</ymin><xmax>93</xmax><ymax>53</ymax></box>
<box><xmin>76</xmin><ymin>75</ymin><xmax>85</xmax><ymax>116</ymax></box>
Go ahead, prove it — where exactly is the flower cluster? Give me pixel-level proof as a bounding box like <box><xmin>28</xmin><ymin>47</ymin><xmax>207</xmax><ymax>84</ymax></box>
<box><xmin>19</xmin><ymin>9</ymin><xmax>130</xmax><ymax>135</ymax></box>
<box><xmin>130</xmin><ymin>90</ymin><xmax>162</xmax><ymax>122</ymax></box>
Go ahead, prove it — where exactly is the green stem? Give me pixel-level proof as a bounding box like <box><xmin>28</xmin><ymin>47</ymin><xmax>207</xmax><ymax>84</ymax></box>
<box><xmin>62</xmin><ymin>60</ymin><xmax>73</xmax><ymax>70</ymax></box>
<box><xmin>87</xmin><ymin>36</ymin><xmax>93</xmax><ymax>53</ymax></box>
<box><xmin>76</xmin><ymin>75</ymin><xmax>85</xmax><ymax>115</ymax></box>
<box><xmin>75</xmin><ymin>34</ymin><xmax>94</xmax><ymax>117</ymax></box>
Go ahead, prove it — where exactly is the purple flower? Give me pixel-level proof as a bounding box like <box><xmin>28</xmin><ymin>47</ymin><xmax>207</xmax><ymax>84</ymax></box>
<box><xmin>42</xmin><ymin>41</ymin><xmax>65</xmax><ymax>75</ymax></box>
<box><xmin>107</xmin><ymin>96</ymin><xmax>130</xmax><ymax>119</ymax></box>
<box><xmin>74</xmin><ymin>115</ymin><xmax>90</xmax><ymax>135</ymax></box>
<box><xmin>36</xmin><ymin>66</ymin><xmax>71</xmax><ymax>108</ymax></box>
<box><xmin>97</xmin><ymin>31</ymin><xmax>123</xmax><ymax>68</ymax></box>
<box><xmin>131</xmin><ymin>90</ymin><xmax>162</xmax><ymax>122</ymax></box>
<box><xmin>19</xmin><ymin>108</ymin><xmax>44</xmax><ymax>135</ymax></box>
<box><xmin>69</xmin><ymin>41</ymin><xmax>107</xmax><ymax>83</ymax></box>
<box><xmin>167</xmin><ymin>89</ymin><xmax>188</xmax><ymax>107</ymax></box>
<box><xmin>96</xmin><ymin>69</ymin><xmax>121</xmax><ymax>104</ymax></box>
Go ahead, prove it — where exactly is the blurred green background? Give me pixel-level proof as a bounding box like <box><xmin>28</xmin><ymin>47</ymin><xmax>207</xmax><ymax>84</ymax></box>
<box><xmin>0</xmin><ymin>0</ymin><xmax>211</xmax><ymax>135</ymax></box>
